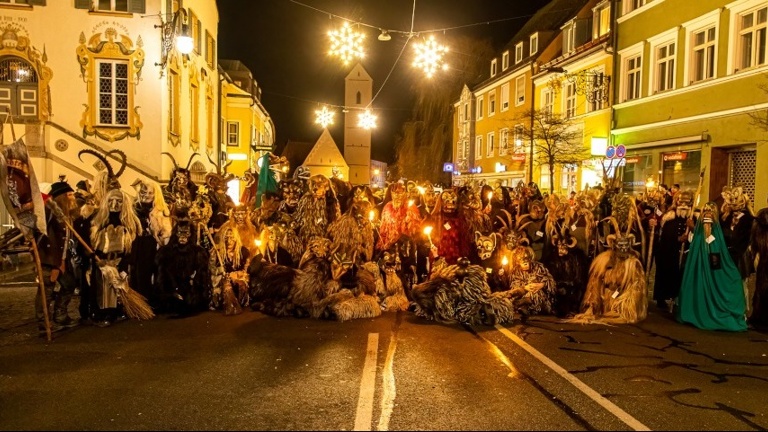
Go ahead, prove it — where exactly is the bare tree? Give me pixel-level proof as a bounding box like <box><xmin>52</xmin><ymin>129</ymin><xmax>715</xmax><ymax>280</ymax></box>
<box><xmin>747</xmin><ymin>78</ymin><xmax>768</xmax><ymax>137</ymax></box>
<box><xmin>391</xmin><ymin>36</ymin><xmax>494</xmax><ymax>184</ymax></box>
<box><xmin>514</xmin><ymin>109</ymin><xmax>589</xmax><ymax>193</ymax></box>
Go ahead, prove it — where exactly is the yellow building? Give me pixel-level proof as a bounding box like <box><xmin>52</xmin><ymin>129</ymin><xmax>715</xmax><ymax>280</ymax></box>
<box><xmin>452</xmin><ymin>0</ymin><xmax>591</xmax><ymax>190</ymax></box>
<box><xmin>219</xmin><ymin>60</ymin><xmax>275</xmax><ymax>203</ymax></box>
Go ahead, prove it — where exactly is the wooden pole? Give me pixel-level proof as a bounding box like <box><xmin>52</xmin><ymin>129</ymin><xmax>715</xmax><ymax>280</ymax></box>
<box><xmin>30</xmin><ymin>240</ymin><xmax>51</xmax><ymax>341</ymax></box>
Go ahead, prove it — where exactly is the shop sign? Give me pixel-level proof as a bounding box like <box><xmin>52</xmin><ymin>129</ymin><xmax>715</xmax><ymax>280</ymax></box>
<box><xmin>663</xmin><ymin>152</ymin><xmax>688</xmax><ymax>161</ymax></box>
<box><xmin>625</xmin><ymin>156</ymin><xmax>643</xmax><ymax>164</ymax></box>
<box><xmin>511</xmin><ymin>153</ymin><xmax>526</xmax><ymax>162</ymax></box>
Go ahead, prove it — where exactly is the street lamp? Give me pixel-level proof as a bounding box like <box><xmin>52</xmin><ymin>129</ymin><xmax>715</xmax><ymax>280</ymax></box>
<box><xmin>155</xmin><ymin>8</ymin><xmax>194</xmax><ymax>69</ymax></box>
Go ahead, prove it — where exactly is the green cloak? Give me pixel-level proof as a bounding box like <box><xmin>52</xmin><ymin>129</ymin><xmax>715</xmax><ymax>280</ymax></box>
<box><xmin>676</xmin><ymin>215</ymin><xmax>746</xmax><ymax>331</ymax></box>
<box><xmin>255</xmin><ymin>153</ymin><xmax>279</xmax><ymax>208</ymax></box>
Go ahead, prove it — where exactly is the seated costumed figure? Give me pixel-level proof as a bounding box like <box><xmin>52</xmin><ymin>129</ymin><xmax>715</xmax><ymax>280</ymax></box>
<box><xmin>211</xmin><ymin>224</ymin><xmax>250</xmax><ymax>315</ymax></box>
<box><xmin>676</xmin><ymin>202</ymin><xmax>746</xmax><ymax>331</ymax></box>
<box><xmin>428</xmin><ymin>188</ymin><xmax>466</xmax><ymax>265</ymax></box>
<box><xmin>570</xmin><ymin>216</ymin><xmax>647</xmax><ymax>325</ymax></box>
<box><xmin>503</xmin><ymin>245</ymin><xmax>557</xmax><ymax>321</ymax></box>
<box><xmin>410</xmin><ymin>257</ymin><xmax>516</xmax><ymax>326</ymax></box>
<box><xmin>154</xmin><ymin>211</ymin><xmax>210</xmax><ymax>316</ymax></box>
<box><xmin>363</xmin><ymin>251</ymin><xmax>408</xmax><ymax>312</ymax></box>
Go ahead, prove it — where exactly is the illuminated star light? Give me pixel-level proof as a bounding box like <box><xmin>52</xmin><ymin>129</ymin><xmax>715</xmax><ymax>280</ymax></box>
<box><xmin>315</xmin><ymin>105</ymin><xmax>335</xmax><ymax>128</ymax></box>
<box><xmin>412</xmin><ymin>35</ymin><xmax>449</xmax><ymax>78</ymax></box>
<box><xmin>358</xmin><ymin>109</ymin><xmax>377</xmax><ymax>129</ymax></box>
<box><xmin>328</xmin><ymin>21</ymin><xmax>365</xmax><ymax>65</ymax></box>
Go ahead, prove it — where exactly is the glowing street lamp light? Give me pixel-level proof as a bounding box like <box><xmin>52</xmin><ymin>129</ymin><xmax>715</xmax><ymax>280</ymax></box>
<box><xmin>358</xmin><ymin>109</ymin><xmax>377</xmax><ymax>129</ymax></box>
<box><xmin>412</xmin><ymin>35</ymin><xmax>449</xmax><ymax>78</ymax></box>
<box><xmin>328</xmin><ymin>21</ymin><xmax>365</xmax><ymax>66</ymax></box>
<box><xmin>315</xmin><ymin>105</ymin><xmax>335</xmax><ymax>128</ymax></box>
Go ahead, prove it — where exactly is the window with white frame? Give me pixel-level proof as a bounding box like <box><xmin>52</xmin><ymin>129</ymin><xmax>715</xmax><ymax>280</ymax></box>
<box><xmin>736</xmin><ymin>5</ymin><xmax>767</xmax><ymax>71</ymax></box>
<box><xmin>564</xmin><ymin>82</ymin><xmax>576</xmax><ymax>118</ymax></box>
<box><xmin>515</xmin><ymin>42</ymin><xmax>524</xmax><ymax>63</ymax></box>
<box><xmin>499</xmin><ymin>128</ymin><xmax>509</xmax><ymax>156</ymax></box>
<box><xmin>513</xmin><ymin>125</ymin><xmax>524</xmax><ymax>153</ymax></box>
<box><xmin>530</xmin><ymin>33</ymin><xmax>539</xmax><ymax>55</ymax></box>
<box><xmin>542</xmin><ymin>88</ymin><xmax>554</xmax><ymax>119</ymax></box>
<box><xmin>489</xmin><ymin>93</ymin><xmax>496</xmax><ymax>116</ymax></box>
<box><xmin>476</xmin><ymin>96</ymin><xmax>484</xmax><ymax>119</ymax></box>
<box><xmin>457</xmin><ymin>140</ymin><xmax>466</xmax><ymax>162</ymax></box>
<box><xmin>0</xmin><ymin>0</ymin><xmax>31</xmax><ymax>4</ymax></box>
<box><xmin>562</xmin><ymin>20</ymin><xmax>577</xmax><ymax>53</ymax></box>
<box><xmin>486</xmin><ymin>132</ymin><xmax>495</xmax><ymax>158</ymax></box>
<box><xmin>625</xmin><ymin>54</ymin><xmax>642</xmax><ymax>100</ymax></box>
<box><xmin>691</xmin><ymin>26</ymin><xmax>716</xmax><ymax>83</ymax></box>
<box><xmin>97</xmin><ymin>59</ymin><xmax>129</xmax><ymax>126</ymax></box>
<box><xmin>491</xmin><ymin>59</ymin><xmax>497</xmax><ymax>77</ymax></box>
<box><xmin>501</xmin><ymin>84</ymin><xmax>510</xmax><ymax>111</ymax></box>
<box><xmin>502</xmin><ymin>51</ymin><xmax>509</xmax><ymax>70</ymax></box>
<box><xmin>515</xmin><ymin>75</ymin><xmax>525</xmax><ymax>106</ymax></box>
<box><xmin>227</xmin><ymin>121</ymin><xmax>239</xmax><ymax>146</ymax></box>
<box><xmin>475</xmin><ymin>136</ymin><xmax>483</xmax><ymax>160</ymax></box>
<box><xmin>593</xmin><ymin>1</ymin><xmax>611</xmax><ymax>39</ymax></box>
<box><xmin>589</xmin><ymin>72</ymin><xmax>606</xmax><ymax>112</ymax></box>
<box><xmin>655</xmin><ymin>41</ymin><xmax>675</xmax><ymax>92</ymax></box>
<box><xmin>623</xmin><ymin>0</ymin><xmax>650</xmax><ymax>15</ymax></box>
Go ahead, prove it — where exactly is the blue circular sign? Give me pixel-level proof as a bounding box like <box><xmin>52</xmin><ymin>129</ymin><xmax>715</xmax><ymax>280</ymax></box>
<box><xmin>605</xmin><ymin>145</ymin><xmax>616</xmax><ymax>159</ymax></box>
<box><xmin>616</xmin><ymin>145</ymin><xmax>626</xmax><ymax>158</ymax></box>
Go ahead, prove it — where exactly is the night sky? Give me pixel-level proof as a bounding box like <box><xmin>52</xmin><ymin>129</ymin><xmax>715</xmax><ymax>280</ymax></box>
<box><xmin>217</xmin><ymin>0</ymin><xmax>551</xmax><ymax>164</ymax></box>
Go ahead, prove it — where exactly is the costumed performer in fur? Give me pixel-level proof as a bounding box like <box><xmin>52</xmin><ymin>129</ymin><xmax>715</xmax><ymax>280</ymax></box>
<box><xmin>376</xmin><ymin>181</ymin><xmax>422</xmax><ymax>253</ymax></box>
<box><xmin>278</xmin><ymin>166</ymin><xmax>309</xmax><ymax>216</ymax></box>
<box><xmin>129</xmin><ymin>179</ymin><xmax>172</xmax><ymax>309</ymax></box>
<box><xmin>223</xmin><ymin>202</ymin><xmax>259</xmax><ymax>259</ymax></box>
<box><xmin>203</xmin><ymin>154</ymin><xmax>235</xmax><ymax>231</ymax></box>
<box><xmin>503</xmin><ymin>245</ymin><xmax>557</xmax><ymax>321</ymax></box>
<box><xmin>328</xmin><ymin>185</ymin><xmax>377</xmax><ymax>263</ymax></box>
<box><xmin>294</xmin><ymin>174</ymin><xmax>340</xmax><ymax>246</ymax></box>
<box><xmin>458</xmin><ymin>185</ymin><xmax>493</xmax><ymax>260</ymax></box>
<box><xmin>676</xmin><ymin>202</ymin><xmax>746</xmax><ymax>331</ymax></box>
<box><xmin>80</xmin><ymin>150</ymin><xmax>153</xmax><ymax>326</ymax></box>
<box><xmin>291</xmin><ymin>243</ymin><xmax>381</xmax><ymax>322</ymax></box>
<box><xmin>517</xmin><ymin>198</ymin><xmax>548</xmax><ymax>262</ymax></box>
<box><xmin>569</xmin><ymin>216</ymin><xmax>647</xmax><ymax>325</ymax></box>
<box><xmin>154</xmin><ymin>210</ymin><xmax>211</xmax><ymax>316</ymax></box>
<box><xmin>410</xmin><ymin>257</ymin><xmax>516</xmax><ymax>326</ymax></box>
<box><xmin>211</xmin><ymin>224</ymin><xmax>251</xmax><ymax>315</ymax></box>
<box><xmin>161</xmin><ymin>152</ymin><xmax>199</xmax><ymax>211</ymax></box>
<box><xmin>364</xmin><ymin>251</ymin><xmax>408</xmax><ymax>312</ymax></box>
<box><xmin>250</xmin><ymin>192</ymin><xmax>300</xmax><ymax>266</ymax></box>
<box><xmin>428</xmin><ymin>187</ymin><xmax>466</xmax><ymax>265</ymax></box>
<box><xmin>542</xmin><ymin>227</ymin><xmax>589</xmax><ymax>318</ymax></box>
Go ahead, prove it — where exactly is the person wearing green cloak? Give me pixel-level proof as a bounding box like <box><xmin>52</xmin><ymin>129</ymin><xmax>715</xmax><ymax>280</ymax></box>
<box><xmin>676</xmin><ymin>201</ymin><xmax>747</xmax><ymax>331</ymax></box>
<box><xmin>255</xmin><ymin>153</ymin><xmax>283</xmax><ymax>208</ymax></box>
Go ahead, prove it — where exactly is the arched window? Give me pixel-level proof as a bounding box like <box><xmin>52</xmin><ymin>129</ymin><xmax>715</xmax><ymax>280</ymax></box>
<box><xmin>356</xmin><ymin>91</ymin><xmax>361</xmax><ymax>104</ymax></box>
<box><xmin>0</xmin><ymin>56</ymin><xmax>38</xmax><ymax>118</ymax></box>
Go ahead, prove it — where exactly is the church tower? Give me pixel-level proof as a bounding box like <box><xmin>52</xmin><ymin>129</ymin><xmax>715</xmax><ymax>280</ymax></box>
<box><xmin>344</xmin><ymin>63</ymin><xmax>372</xmax><ymax>185</ymax></box>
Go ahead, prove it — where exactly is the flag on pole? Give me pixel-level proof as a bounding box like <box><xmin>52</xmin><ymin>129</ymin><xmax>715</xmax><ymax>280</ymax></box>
<box><xmin>0</xmin><ymin>138</ymin><xmax>47</xmax><ymax>239</ymax></box>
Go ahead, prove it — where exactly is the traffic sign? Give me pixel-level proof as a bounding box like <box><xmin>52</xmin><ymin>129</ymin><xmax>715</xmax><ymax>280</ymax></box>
<box><xmin>616</xmin><ymin>144</ymin><xmax>626</xmax><ymax>158</ymax></box>
<box><xmin>605</xmin><ymin>145</ymin><xmax>616</xmax><ymax>159</ymax></box>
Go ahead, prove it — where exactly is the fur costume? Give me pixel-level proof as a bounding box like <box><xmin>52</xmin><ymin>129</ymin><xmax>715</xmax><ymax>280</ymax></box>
<box><xmin>204</xmin><ymin>154</ymin><xmax>236</xmax><ymax>230</ymax></box>
<box><xmin>410</xmin><ymin>258</ymin><xmax>516</xmax><ymax>326</ymax></box>
<box><xmin>720</xmin><ymin>185</ymin><xmax>755</xmax><ymax>281</ymax></box>
<box><xmin>222</xmin><ymin>203</ymin><xmax>259</xmax><ymax>258</ymax></box>
<box><xmin>517</xmin><ymin>199</ymin><xmax>547</xmax><ymax>262</ymax></box>
<box><xmin>294</xmin><ymin>174</ymin><xmax>340</xmax><ymax>246</ymax></box>
<box><xmin>247</xmin><ymin>258</ymin><xmax>298</xmax><ymax>317</ymax></box>
<box><xmin>376</xmin><ymin>181</ymin><xmax>422</xmax><ymax>253</ymax></box>
<box><xmin>328</xmin><ymin>186</ymin><xmax>376</xmax><ymax>263</ymax></box>
<box><xmin>541</xmin><ymin>229</ymin><xmax>589</xmax><ymax>318</ymax></box>
<box><xmin>503</xmin><ymin>246</ymin><xmax>557</xmax><ymax>318</ymax></box>
<box><xmin>472</xmin><ymin>231</ymin><xmax>506</xmax><ymax>292</ymax></box>
<box><xmin>161</xmin><ymin>152</ymin><xmax>199</xmax><ymax>210</ymax></box>
<box><xmin>429</xmin><ymin>188</ymin><xmax>466</xmax><ymax>265</ymax></box>
<box><xmin>363</xmin><ymin>258</ymin><xmax>408</xmax><ymax>312</ymax></box>
<box><xmin>129</xmin><ymin>179</ymin><xmax>172</xmax><ymax>305</ymax></box>
<box><xmin>278</xmin><ymin>171</ymin><xmax>308</xmax><ymax>216</ymax></box>
<box><xmin>290</xmin><ymin>249</ymin><xmax>381</xmax><ymax>321</ymax></box>
<box><xmin>569</xmin><ymin>218</ymin><xmax>647</xmax><ymax>325</ymax></box>
<box><xmin>458</xmin><ymin>186</ymin><xmax>493</xmax><ymax>258</ymax></box>
<box><xmin>211</xmin><ymin>225</ymin><xmax>251</xmax><ymax>315</ymax></box>
<box><xmin>155</xmin><ymin>218</ymin><xmax>211</xmax><ymax>315</ymax></box>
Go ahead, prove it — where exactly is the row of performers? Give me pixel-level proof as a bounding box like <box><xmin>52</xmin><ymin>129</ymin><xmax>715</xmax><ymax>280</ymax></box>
<box><xmin>35</xmin><ymin>149</ymin><xmax>763</xmax><ymax>332</ymax></box>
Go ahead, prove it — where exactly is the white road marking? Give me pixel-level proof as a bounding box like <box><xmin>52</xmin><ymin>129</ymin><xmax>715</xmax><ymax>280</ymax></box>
<box><xmin>354</xmin><ymin>333</ymin><xmax>379</xmax><ymax>431</ymax></box>
<box><xmin>495</xmin><ymin>324</ymin><xmax>651</xmax><ymax>431</ymax></box>
<box><xmin>376</xmin><ymin>330</ymin><xmax>398</xmax><ymax>431</ymax></box>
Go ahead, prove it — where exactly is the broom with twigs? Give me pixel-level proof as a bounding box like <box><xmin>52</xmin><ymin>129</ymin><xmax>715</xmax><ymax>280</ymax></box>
<box><xmin>50</xmin><ymin>200</ymin><xmax>154</xmax><ymax>320</ymax></box>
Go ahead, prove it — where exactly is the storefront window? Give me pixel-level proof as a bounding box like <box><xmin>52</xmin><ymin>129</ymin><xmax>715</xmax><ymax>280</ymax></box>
<box><xmin>622</xmin><ymin>154</ymin><xmax>653</xmax><ymax>196</ymax></box>
<box><xmin>661</xmin><ymin>150</ymin><xmax>701</xmax><ymax>191</ymax></box>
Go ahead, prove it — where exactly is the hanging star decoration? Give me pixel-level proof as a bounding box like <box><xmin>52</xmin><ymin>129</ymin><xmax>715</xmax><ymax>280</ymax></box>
<box><xmin>358</xmin><ymin>109</ymin><xmax>377</xmax><ymax>130</ymax></box>
<box><xmin>315</xmin><ymin>105</ymin><xmax>335</xmax><ymax>128</ymax></box>
<box><xmin>328</xmin><ymin>21</ymin><xmax>365</xmax><ymax>65</ymax></box>
<box><xmin>412</xmin><ymin>35</ymin><xmax>449</xmax><ymax>78</ymax></box>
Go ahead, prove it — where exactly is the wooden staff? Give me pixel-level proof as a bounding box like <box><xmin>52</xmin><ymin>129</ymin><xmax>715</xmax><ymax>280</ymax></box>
<box><xmin>646</xmin><ymin>224</ymin><xmax>655</xmax><ymax>273</ymax></box>
<box><xmin>30</xmin><ymin>239</ymin><xmax>51</xmax><ymax>341</ymax></box>
<box><xmin>679</xmin><ymin>168</ymin><xmax>706</xmax><ymax>267</ymax></box>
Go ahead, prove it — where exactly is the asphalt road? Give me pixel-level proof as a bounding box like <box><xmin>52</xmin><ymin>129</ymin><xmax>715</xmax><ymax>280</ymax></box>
<box><xmin>1</xmin><ymin>286</ymin><xmax>767</xmax><ymax>431</ymax></box>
